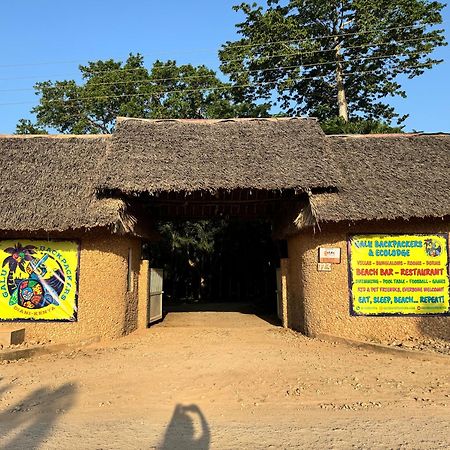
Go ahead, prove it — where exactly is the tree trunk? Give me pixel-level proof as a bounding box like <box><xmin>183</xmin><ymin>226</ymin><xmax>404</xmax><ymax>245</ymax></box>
<box><xmin>335</xmin><ymin>44</ymin><xmax>349</xmax><ymax>122</ymax></box>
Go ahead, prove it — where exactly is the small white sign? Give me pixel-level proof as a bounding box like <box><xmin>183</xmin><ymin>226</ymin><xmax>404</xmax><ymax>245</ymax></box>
<box><xmin>319</xmin><ymin>247</ymin><xmax>341</xmax><ymax>264</ymax></box>
<box><xmin>317</xmin><ymin>262</ymin><xmax>332</xmax><ymax>272</ymax></box>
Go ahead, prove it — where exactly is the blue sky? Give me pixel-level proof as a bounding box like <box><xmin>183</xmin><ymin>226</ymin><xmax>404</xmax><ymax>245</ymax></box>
<box><xmin>1</xmin><ymin>0</ymin><xmax>449</xmax><ymax>133</ymax></box>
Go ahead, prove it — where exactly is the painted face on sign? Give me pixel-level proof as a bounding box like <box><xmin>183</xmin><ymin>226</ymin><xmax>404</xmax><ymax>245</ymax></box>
<box><xmin>425</xmin><ymin>239</ymin><xmax>441</xmax><ymax>257</ymax></box>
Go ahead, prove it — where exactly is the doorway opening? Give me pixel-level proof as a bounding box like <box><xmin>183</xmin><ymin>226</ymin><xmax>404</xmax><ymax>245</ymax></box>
<box><xmin>122</xmin><ymin>187</ymin><xmax>303</xmax><ymax>327</ymax></box>
<box><xmin>144</xmin><ymin>218</ymin><xmax>281</xmax><ymax>322</ymax></box>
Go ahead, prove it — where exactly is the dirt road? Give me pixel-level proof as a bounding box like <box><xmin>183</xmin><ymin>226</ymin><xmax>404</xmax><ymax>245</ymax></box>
<box><xmin>1</xmin><ymin>312</ymin><xmax>449</xmax><ymax>449</ymax></box>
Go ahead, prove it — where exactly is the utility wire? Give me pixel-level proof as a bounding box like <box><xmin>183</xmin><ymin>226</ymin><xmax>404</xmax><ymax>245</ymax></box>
<box><xmin>0</xmin><ymin>50</ymin><xmax>432</xmax><ymax>94</ymax></box>
<box><xmin>221</xmin><ymin>36</ymin><xmax>439</xmax><ymax>65</ymax></box>
<box><xmin>0</xmin><ymin>35</ymin><xmax>437</xmax><ymax>93</ymax></box>
<box><xmin>220</xmin><ymin>24</ymin><xmax>428</xmax><ymax>50</ymax></box>
<box><xmin>0</xmin><ymin>63</ymin><xmax>433</xmax><ymax>107</ymax></box>
<box><xmin>0</xmin><ymin>23</ymin><xmax>430</xmax><ymax>70</ymax></box>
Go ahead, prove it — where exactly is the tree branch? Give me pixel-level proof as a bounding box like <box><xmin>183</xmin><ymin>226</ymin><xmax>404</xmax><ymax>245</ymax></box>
<box><xmin>85</xmin><ymin>114</ymin><xmax>110</xmax><ymax>133</ymax></box>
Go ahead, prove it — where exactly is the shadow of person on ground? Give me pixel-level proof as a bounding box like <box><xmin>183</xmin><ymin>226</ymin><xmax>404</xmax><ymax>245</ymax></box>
<box><xmin>159</xmin><ymin>404</ymin><xmax>210</xmax><ymax>450</ymax></box>
<box><xmin>0</xmin><ymin>382</ymin><xmax>76</xmax><ymax>450</ymax></box>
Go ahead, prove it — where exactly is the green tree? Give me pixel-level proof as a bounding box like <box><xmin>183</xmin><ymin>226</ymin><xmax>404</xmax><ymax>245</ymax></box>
<box><xmin>15</xmin><ymin>119</ymin><xmax>48</xmax><ymax>135</ymax></box>
<box><xmin>219</xmin><ymin>0</ymin><xmax>446</xmax><ymax>123</ymax></box>
<box><xmin>320</xmin><ymin>116</ymin><xmax>403</xmax><ymax>134</ymax></box>
<box><xmin>16</xmin><ymin>54</ymin><xmax>270</xmax><ymax>134</ymax></box>
<box><xmin>148</xmin><ymin>220</ymin><xmax>226</xmax><ymax>302</ymax></box>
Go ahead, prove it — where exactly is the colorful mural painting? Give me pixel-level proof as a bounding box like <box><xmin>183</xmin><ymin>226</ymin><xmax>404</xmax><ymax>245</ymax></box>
<box><xmin>348</xmin><ymin>234</ymin><xmax>449</xmax><ymax>316</ymax></box>
<box><xmin>0</xmin><ymin>240</ymin><xmax>79</xmax><ymax>321</ymax></box>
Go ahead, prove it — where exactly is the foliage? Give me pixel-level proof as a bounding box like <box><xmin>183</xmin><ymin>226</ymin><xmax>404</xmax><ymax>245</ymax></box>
<box><xmin>16</xmin><ymin>54</ymin><xmax>270</xmax><ymax>134</ymax></box>
<box><xmin>157</xmin><ymin>220</ymin><xmax>224</xmax><ymax>266</ymax></box>
<box><xmin>147</xmin><ymin>220</ymin><xmax>277</xmax><ymax>304</ymax></box>
<box><xmin>219</xmin><ymin>0</ymin><xmax>447</xmax><ymax>122</ymax></box>
<box><xmin>320</xmin><ymin>116</ymin><xmax>403</xmax><ymax>134</ymax></box>
<box><xmin>2</xmin><ymin>243</ymin><xmax>36</xmax><ymax>272</ymax></box>
<box><xmin>146</xmin><ymin>220</ymin><xmax>226</xmax><ymax>302</ymax></box>
<box><xmin>15</xmin><ymin>119</ymin><xmax>48</xmax><ymax>135</ymax></box>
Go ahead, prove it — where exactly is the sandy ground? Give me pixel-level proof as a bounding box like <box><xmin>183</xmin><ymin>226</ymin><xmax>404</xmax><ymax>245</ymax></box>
<box><xmin>0</xmin><ymin>312</ymin><xmax>449</xmax><ymax>449</ymax></box>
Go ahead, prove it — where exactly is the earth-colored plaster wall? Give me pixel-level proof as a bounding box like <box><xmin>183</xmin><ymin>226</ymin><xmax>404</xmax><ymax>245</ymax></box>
<box><xmin>0</xmin><ymin>232</ymin><xmax>142</xmax><ymax>344</ymax></box>
<box><xmin>279</xmin><ymin>259</ymin><xmax>289</xmax><ymax>328</ymax></box>
<box><xmin>287</xmin><ymin>219</ymin><xmax>450</xmax><ymax>342</ymax></box>
<box><xmin>122</xmin><ymin>238</ymin><xmax>142</xmax><ymax>336</ymax></box>
<box><xmin>137</xmin><ymin>260</ymin><xmax>150</xmax><ymax>330</ymax></box>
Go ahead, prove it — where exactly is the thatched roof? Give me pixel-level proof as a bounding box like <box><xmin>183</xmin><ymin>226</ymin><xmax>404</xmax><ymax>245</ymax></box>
<box><xmin>1</xmin><ymin>121</ymin><xmax>448</xmax><ymax>234</ymax></box>
<box><xmin>99</xmin><ymin>117</ymin><xmax>338</xmax><ymax>193</ymax></box>
<box><xmin>309</xmin><ymin>133</ymin><xmax>450</xmax><ymax>224</ymax></box>
<box><xmin>0</xmin><ymin>135</ymin><xmax>131</xmax><ymax>233</ymax></box>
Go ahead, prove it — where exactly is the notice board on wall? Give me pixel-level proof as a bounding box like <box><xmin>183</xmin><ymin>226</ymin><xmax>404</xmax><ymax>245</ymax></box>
<box><xmin>348</xmin><ymin>234</ymin><xmax>449</xmax><ymax>316</ymax></box>
<box><xmin>0</xmin><ymin>240</ymin><xmax>79</xmax><ymax>321</ymax></box>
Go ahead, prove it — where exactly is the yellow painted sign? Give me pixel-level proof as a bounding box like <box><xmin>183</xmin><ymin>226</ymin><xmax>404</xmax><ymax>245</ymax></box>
<box><xmin>0</xmin><ymin>240</ymin><xmax>79</xmax><ymax>321</ymax></box>
<box><xmin>348</xmin><ymin>234</ymin><xmax>449</xmax><ymax>315</ymax></box>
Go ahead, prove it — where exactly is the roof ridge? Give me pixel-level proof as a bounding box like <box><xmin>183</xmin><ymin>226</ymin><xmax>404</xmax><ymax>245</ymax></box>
<box><xmin>116</xmin><ymin>116</ymin><xmax>317</xmax><ymax>125</ymax></box>
<box><xmin>0</xmin><ymin>134</ymin><xmax>111</xmax><ymax>139</ymax></box>
<box><xmin>329</xmin><ymin>132</ymin><xmax>450</xmax><ymax>138</ymax></box>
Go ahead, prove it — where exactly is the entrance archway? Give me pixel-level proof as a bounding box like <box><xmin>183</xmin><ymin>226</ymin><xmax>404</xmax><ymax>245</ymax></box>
<box><xmin>145</xmin><ymin>218</ymin><xmax>278</xmax><ymax>318</ymax></box>
<box><xmin>133</xmin><ymin>188</ymin><xmax>303</xmax><ymax>326</ymax></box>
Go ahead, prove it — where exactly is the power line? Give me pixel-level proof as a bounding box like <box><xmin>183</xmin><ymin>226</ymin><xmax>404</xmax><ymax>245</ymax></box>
<box><xmin>0</xmin><ymin>50</ymin><xmax>432</xmax><ymax>94</ymax></box>
<box><xmin>0</xmin><ymin>24</ymin><xmax>430</xmax><ymax>70</ymax></box>
<box><xmin>0</xmin><ymin>35</ymin><xmax>437</xmax><ymax>93</ymax></box>
<box><xmin>0</xmin><ymin>63</ymin><xmax>433</xmax><ymax>108</ymax></box>
<box><xmin>221</xmin><ymin>36</ymin><xmax>440</xmax><ymax>65</ymax></box>
<box><xmin>221</xmin><ymin>24</ymin><xmax>429</xmax><ymax>51</ymax></box>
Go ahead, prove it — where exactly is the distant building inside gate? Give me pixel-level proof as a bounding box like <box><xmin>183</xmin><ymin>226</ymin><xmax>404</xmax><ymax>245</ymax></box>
<box><xmin>0</xmin><ymin>117</ymin><xmax>448</xmax><ymax>344</ymax></box>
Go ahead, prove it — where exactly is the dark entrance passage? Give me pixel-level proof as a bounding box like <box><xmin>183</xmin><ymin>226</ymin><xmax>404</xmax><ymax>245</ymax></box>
<box><xmin>129</xmin><ymin>187</ymin><xmax>303</xmax><ymax>325</ymax></box>
<box><xmin>145</xmin><ymin>219</ymin><xmax>279</xmax><ymax>316</ymax></box>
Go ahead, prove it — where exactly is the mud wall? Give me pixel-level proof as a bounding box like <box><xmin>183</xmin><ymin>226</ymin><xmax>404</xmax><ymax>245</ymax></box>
<box><xmin>137</xmin><ymin>259</ymin><xmax>150</xmax><ymax>330</ymax></box>
<box><xmin>0</xmin><ymin>231</ymin><xmax>141</xmax><ymax>344</ymax></box>
<box><xmin>287</xmin><ymin>219</ymin><xmax>450</xmax><ymax>342</ymax></box>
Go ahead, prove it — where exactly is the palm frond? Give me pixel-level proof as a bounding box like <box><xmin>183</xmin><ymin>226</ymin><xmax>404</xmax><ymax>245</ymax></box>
<box><xmin>2</xmin><ymin>256</ymin><xmax>15</xmax><ymax>268</ymax></box>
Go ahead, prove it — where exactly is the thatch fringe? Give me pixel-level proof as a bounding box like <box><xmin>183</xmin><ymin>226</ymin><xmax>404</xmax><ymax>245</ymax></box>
<box><xmin>294</xmin><ymin>190</ymin><xmax>322</xmax><ymax>231</ymax></box>
<box><xmin>117</xmin><ymin>201</ymin><xmax>138</xmax><ymax>234</ymax></box>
